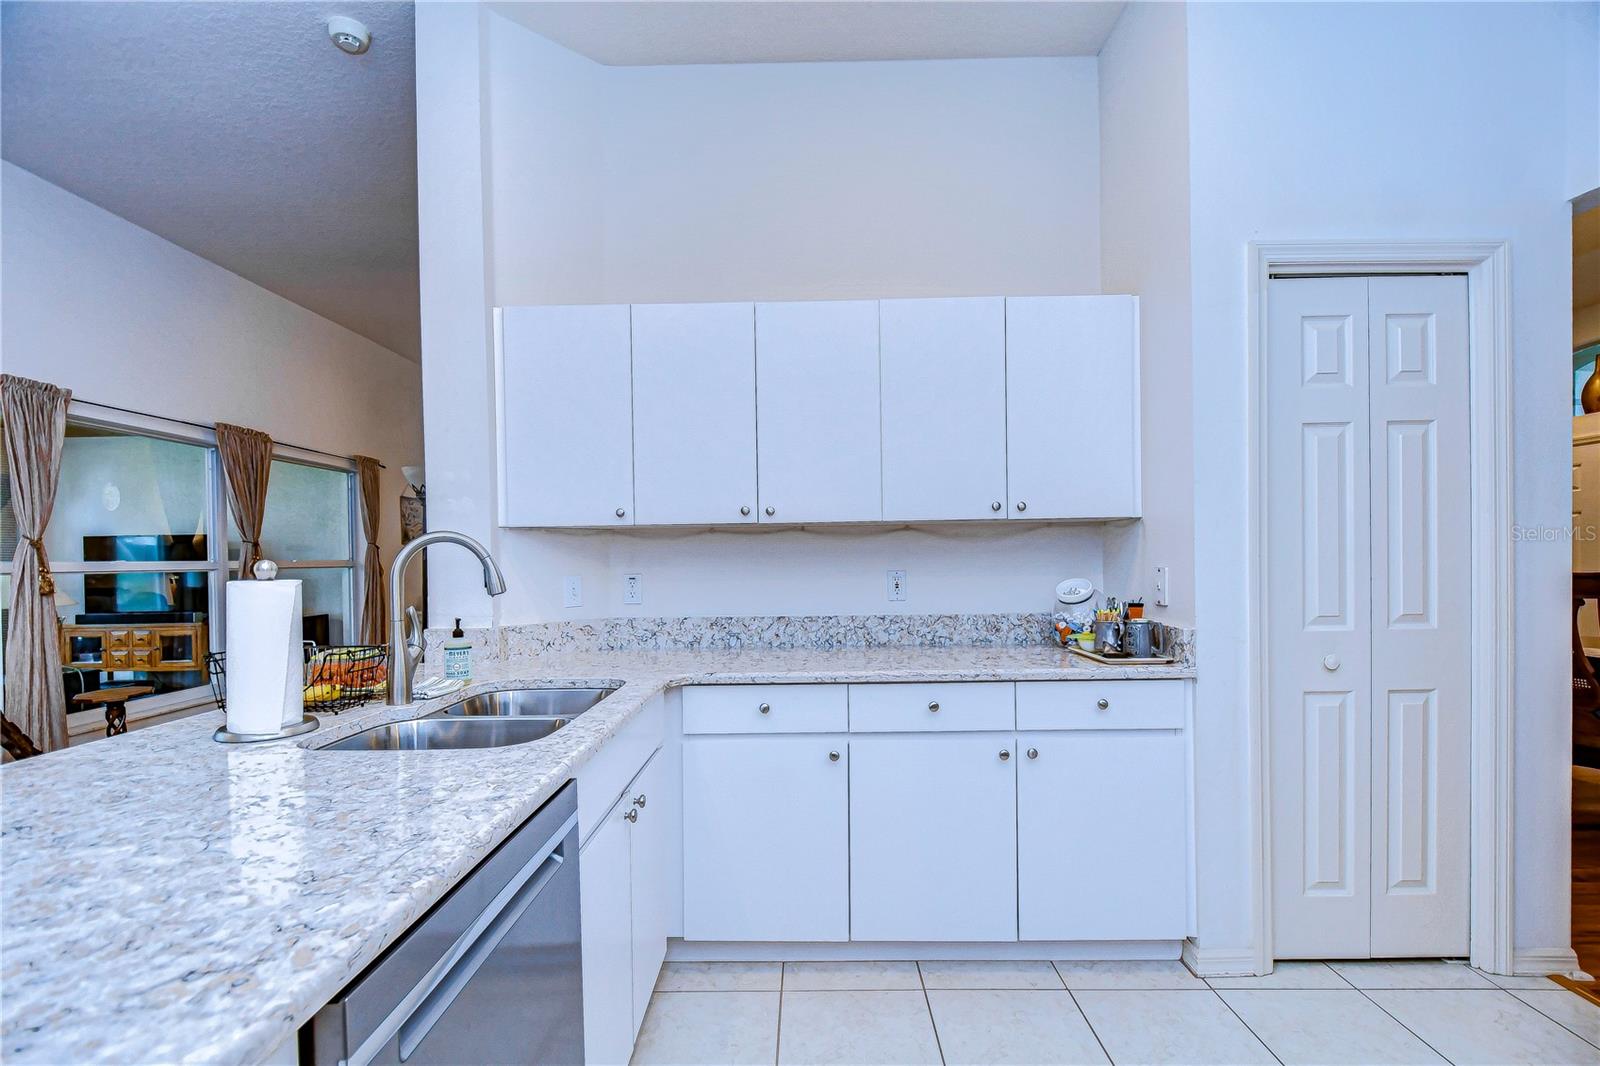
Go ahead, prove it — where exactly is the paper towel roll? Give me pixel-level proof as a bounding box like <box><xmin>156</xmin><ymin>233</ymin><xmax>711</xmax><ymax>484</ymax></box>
<box><xmin>225</xmin><ymin>577</ymin><xmax>305</xmax><ymax>735</ymax></box>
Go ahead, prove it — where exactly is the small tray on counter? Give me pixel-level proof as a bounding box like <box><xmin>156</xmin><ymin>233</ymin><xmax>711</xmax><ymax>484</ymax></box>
<box><xmin>1066</xmin><ymin>646</ymin><xmax>1177</xmax><ymax>667</ymax></box>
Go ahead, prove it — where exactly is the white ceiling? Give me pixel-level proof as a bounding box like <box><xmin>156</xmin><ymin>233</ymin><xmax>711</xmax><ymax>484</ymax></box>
<box><xmin>493</xmin><ymin>1</ymin><xmax>1127</xmax><ymax>66</ymax></box>
<box><xmin>1</xmin><ymin>1</ymin><xmax>421</xmax><ymax>360</ymax></box>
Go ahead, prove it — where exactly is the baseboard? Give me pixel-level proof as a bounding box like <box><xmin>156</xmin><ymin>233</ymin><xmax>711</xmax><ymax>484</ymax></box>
<box><xmin>1512</xmin><ymin>947</ymin><xmax>1583</xmax><ymax>977</ymax></box>
<box><xmin>1182</xmin><ymin>940</ymin><xmax>1264</xmax><ymax>978</ymax></box>
<box><xmin>668</xmin><ymin>939</ymin><xmax>1182</xmax><ymax>963</ymax></box>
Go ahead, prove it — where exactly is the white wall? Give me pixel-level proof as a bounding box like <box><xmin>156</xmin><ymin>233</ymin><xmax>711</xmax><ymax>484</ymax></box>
<box><xmin>1182</xmin><ymin>1</ymin><xmax>1595</xmax><ymax>963</ymax></box>
<box><xmin>418</xmin><ymin>10</ymin><xmax>1112</xmax><ymax>625</ymax></box>
<box><xmin>0</xmin><ymin>161</ymin><xmax>423</xmax><ymax>592</ymax></box>
<box><xmin>1097</xmin><ymin>2</ymin><xmax>1193</xmax><ymax>624</ymax></box>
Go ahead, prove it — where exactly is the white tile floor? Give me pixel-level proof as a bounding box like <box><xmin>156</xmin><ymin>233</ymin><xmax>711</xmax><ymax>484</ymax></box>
<box><xmin>629</xmin><ymin>959</ymin><xmax>1600</xmax><ymax>1066</ymax></box>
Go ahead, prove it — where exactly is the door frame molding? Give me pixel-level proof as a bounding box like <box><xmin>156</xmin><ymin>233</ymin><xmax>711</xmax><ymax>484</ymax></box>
<box><xmin>1247</xmin><ymin>239</ymin><xmax>1513</xmax><ymax>974</ymax></box>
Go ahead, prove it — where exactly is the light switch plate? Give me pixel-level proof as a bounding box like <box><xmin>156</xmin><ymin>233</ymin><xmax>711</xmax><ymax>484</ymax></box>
<box><xmin>563</xmin><ymin>575</ymin><xmax>583</xmax><ymax>609</ymax></box>
<box><xmin>623</xmin><ymin>573</ymin><xmax>643</xmax><ymax>605</ymax></box>
<box><xmin>1153</xmin><ymin>565</ymin><xmax>1170</xmax><ymax>607</ymax></box>
<box><xmin>887</xmin><ymin>569</ymin><xmax>907</xmax><ymax>602</ymax></box>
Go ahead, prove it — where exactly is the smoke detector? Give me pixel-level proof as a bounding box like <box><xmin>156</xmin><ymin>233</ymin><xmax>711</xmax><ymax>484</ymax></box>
<box><xmin>327</xmin><ymin>16</ymin><xmax>371</xmax><ymax>55</ymax></box>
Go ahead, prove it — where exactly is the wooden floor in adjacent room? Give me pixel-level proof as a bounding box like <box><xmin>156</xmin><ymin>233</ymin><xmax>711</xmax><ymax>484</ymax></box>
<box><xmin>1574</xmin><ymin>765</ymin><xmax>1600</xmax><ymax>978</ymax></box>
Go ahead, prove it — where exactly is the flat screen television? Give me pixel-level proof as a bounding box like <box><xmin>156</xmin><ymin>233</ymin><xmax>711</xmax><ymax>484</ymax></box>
<box><xmin>80</xmin><ymin>535</ymin><xmax>209</xmax><ymax>616</ymax></box>
<box><xmin>82</xmin><ymin>534</ymin><xmax>207</xmax><ymax>563</ymax></box>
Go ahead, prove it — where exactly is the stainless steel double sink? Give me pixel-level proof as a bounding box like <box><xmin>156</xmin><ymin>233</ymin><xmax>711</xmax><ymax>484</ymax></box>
<box><xmin>317</xmin><ymin>686</ymin><xmax>618</xmax><ymax>751</ymax></box>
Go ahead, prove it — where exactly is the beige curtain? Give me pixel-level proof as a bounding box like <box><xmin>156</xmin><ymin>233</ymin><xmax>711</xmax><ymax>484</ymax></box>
<box><xmin>354</xmin><ymin>455</ymin><xmax>387</xmax><ymax>645</ymax></box>
<box><xmin>215</xmin><ymin>423</ymin><xmax>273</xmax><ymax>578</ymax></box>
<box><xmin>2</xmin><ymin>374</ymin><xmax>72</xmax><ymax>752</ymax></box>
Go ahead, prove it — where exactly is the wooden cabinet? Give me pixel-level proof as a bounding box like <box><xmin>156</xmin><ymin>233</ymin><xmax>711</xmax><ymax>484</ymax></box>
<box><xmin>755</xmin><ymin>300</ymin><xmax>882</xmax><ymax>523</ymax></box>
<box><xmin>683</xmin><ymin>734</ymin><xmax>850</xmax><ymax>941</ymax></box>
<box><xmin>500</xmin><ymin>304</ymin><xmax>634</xmax><ymax>527</ymax></box>
<box><xmin>1017</xmin><ymin>730</ymin><xmax>1187</xmax><ymax>941</ymax></box>
<box><xmin>631</xmin><ymin>302</ymin><xmax>757</xmax><ymax>525</ymax></box>
<box><xmin>1005</xmin><ymin>296</ymin><xmax>1139</xmax><ymax>519</ymax></box>
<box><xmin>579</xmin><ymin>746</ymin><xmax>672</xmax><ymax>1063</ymax></box>
<box><xmin>849</xmin><ymin>733</ymin><xmax>1018</xmax><ymax>941</ymax></box>
<box><xmin>879</xmin><ymin>297</ymin><xmax>1008</xmax><ymax>521</ymax></box>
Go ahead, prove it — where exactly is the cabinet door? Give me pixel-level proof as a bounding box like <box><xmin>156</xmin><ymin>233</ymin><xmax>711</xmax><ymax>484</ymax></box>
<box><xmin>501</xmin><ymin>305</ymin><xmax>634</xmax><ymax>527</ymax></box>
<box><xmin>683</xmin><ymin>735</ymin><xmax>849</xmax><ymax>941</ymax></box>
<box><xmin>1005</xmin><ymin>296</ymin><xmax>1139</xmax><ymax>519</ymax></box>
<box><xmin>849</xmin><ymin>733</ymin><xmax>1017</xmax><ymax>941</ymax></box>
<box><xmin>755</xmin><ymin>300</ymin><xmax>881</xmax><ymax>523</ymax></box>
<box><xmin>879</xmin><ymin>297</ymin><xmax>1007</xmax><ymax>521</ymax></box>
<box><xmin>627</xmin><ymin>754</ymin><xmax>671</xmax><ymax>1037</ymax></box>
<box><xmin>631</xmin><ymin>302</ymin><xmax>757</xmax><ymax>524</ymax></box>
<box><xmin>1017</xmin><ymin>731</ymin><xmax>1187</xmax><ymax>940</ymax></box>
<box><xmin>579</xmin><ymin>804</ymin><xmax>634</xmax><ymax>1066</ymax></box>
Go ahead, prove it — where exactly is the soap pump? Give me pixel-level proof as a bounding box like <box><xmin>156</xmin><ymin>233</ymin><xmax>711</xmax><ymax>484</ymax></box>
<box><xmin>443</xmin><ymin>618</ymin><xmax>472</xmax><ymax>680</ymax></box>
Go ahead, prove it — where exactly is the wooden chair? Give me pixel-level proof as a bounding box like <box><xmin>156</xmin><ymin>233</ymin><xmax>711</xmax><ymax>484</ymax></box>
<box><xmin>0</xmin><ymin>715</ymin><xmax>43</xmax><ymax>760</ymax></box>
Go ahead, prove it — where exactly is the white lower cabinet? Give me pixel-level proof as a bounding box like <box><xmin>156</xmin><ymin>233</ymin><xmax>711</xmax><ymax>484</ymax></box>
<box><xmin>849</xmin><ymin>733</ymin><xmax>1018</xmax><ymax>941</ymax></box>
<box><xmin>683</xmin><ymin>734</ymin><xmax>850</xmax><ymax>941</ymax></box>
<box><xmin>1017</xmin><ymin>730</ymin><xmax>1188</xmax><ymax>940</ymax></box>
<box><xmin>580</xmin><ymin>748</ymin><xmax>670</xmax><ymax>1065</ymax></box>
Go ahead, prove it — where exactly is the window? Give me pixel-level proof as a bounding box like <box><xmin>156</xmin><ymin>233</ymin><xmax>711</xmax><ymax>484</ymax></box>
<box><xmin>1</xmin><ymin>413</ymin><xmax>359</xmax><ymax>726</ymax></box>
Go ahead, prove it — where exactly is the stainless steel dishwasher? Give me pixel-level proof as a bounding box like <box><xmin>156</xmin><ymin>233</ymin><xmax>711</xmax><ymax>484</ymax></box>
<box><xmin>304</xmin><ymin>783</ymin><xmax>583</xmax><ymax>1066</ymax></box>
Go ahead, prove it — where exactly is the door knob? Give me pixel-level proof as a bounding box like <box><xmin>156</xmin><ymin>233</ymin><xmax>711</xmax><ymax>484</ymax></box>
<box><xmin>1027</xmin><ymin>747</ymin><xmax>1039</xmax><ymax>760</ymax></box>
<box><xmin>999</xmin><ymin>749</ymin><xmax>1011</xmax><ymax>761</ymax></box>
<box><xmin>765</xmin><ymin>506</ymin><xmax>776</xmax><ymax>517</ymax></box>
<box><xmin>740</xmin><ymin>505</ymin><xmax>751</xmax><ymax>516</ymax></box>
<box><xmin>1322</xmin><ymin>654</ymin><xmax>1341</xmax><ymax>671</ymax></box>
<box><xmin>615</xmin><ymin>507</ymin><xmax>626</xmax><ymax>518</ymax></box>
<box><xmin>829</xmin><ymin>750</ymin><xmax>840</xmax><ymax>762</ymax></box>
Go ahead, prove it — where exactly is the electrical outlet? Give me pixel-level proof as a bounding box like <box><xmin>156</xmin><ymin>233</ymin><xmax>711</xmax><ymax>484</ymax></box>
<box><xmin>887</xmin><ymin>569</ymin><xmax>907</xmax><ymax>602</ymax></box>
<box><xmin>622</xmin><ymin>573</ymin><xmax>643</xmax><ymax>605</ymax></box>
<box><xmin>1153</xmin><ymin>565</ymin><xmax>1170</xmax><ymax>608</ymax></box>
<box><xmin>562</xmin><ymin>575</ymin><xmax>583</xmax><ymax>609</ymax></box>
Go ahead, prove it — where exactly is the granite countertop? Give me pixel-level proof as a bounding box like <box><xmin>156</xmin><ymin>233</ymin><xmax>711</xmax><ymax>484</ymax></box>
<box><xmin>0</xmin><ymin>645</ymin><xmax>1193</xmax><ymax>1065</ymax></box>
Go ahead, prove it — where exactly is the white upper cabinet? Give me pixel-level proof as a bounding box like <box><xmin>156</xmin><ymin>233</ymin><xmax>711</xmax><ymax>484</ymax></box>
<box><xmin>879</xmin><ymin>297</ymin><xmax>1008</xmax><ymax>521</ymax></box>
<box><xmin>500</xmin><ymin>304</ymin><xmax>634</xmax><ymax>527</ymax></box>
<box><xmin>631</xmin><ymin>302</ymin><xmax>758</xmax><ymax>525</ymax></box>
<box><xmin>755</xmin><ymin>301</ymin><xmax>882</xmax><ymax>523</ymax></box>
<box><xmin>1005</xmin><ymin>296</ymin><xmax>1139</xmax><ymax>519</ymax></box>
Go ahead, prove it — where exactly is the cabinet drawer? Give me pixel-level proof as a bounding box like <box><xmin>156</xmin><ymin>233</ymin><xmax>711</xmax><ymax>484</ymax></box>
<box><xmin>849</xmin><ymin>682</ymin><xmax>1014</xmax><ymax>732</ymax></box>
<box><xmin>1016</xmin><ymin>680</ymin><xmax>1184</xmax><ymax>730</ymax></box>
<box><xmin>682</xmin><ymin>685</ymin><xmax>848</xmax><ymax>734</ymax></box>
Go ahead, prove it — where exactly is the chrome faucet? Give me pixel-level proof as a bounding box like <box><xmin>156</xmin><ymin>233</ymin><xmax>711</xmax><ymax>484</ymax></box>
<box><xmin>388</xmin><ymin>530</ymin><xmax>507</xmax><ymax>704</ymax></box>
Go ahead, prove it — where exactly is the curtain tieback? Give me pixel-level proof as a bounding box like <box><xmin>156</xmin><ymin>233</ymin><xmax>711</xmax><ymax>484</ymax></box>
<box><xmin>23</xmin><ymin>536</ymin><xmax>54</xmax><ymax>597</ymax></box>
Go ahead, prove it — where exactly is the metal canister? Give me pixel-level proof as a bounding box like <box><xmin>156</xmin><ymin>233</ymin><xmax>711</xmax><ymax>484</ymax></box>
<box><xmin>1122</xmin><ymin>618</ymin><xmax>1161</xmax><ymax>658</ymax></box>
<box><xmin>1093</xmin><ymin>619</ymin><xmax>1123</xmax><ymax>656</ymax></box>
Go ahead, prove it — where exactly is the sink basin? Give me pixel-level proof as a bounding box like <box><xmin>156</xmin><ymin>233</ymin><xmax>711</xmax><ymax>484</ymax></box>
<box><xmin>442</xmin><ymin>687</ymin><xmax>618</xmax><ymax>718</ymax></box>
<box><xmin>320</xmin><ymin>716</ymin><xmax>572</xmax><ymax>751</ymax></box>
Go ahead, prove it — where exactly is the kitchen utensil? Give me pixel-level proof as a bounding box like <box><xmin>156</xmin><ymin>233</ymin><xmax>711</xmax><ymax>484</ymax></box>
<box><xmin>1094</xmin><ymin>619</ymin><xmax>1124</xmax><ymax>655</ymax></box>
<box><xmin>1123</xmin><ymin>618</ymin><xmax>1163</xmax><ymax>658</ymax></box>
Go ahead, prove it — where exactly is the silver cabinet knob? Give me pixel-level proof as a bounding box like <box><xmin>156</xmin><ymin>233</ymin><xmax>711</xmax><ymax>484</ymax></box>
<box><xmin>765</xmin><ymin>506</ymin><xmax>776</xmax><ymax>516</ymax></box>
<box><xmin>758</xmin><ymin>702</ymin><xmax>771</xmax><ymax>715</ymax></box>
<box><xmin>928</xmin><ymin>700</ymin><xmax>940</xmax><ymax>713</ymax></box>
<box><xmin>999</xmin><ymin>749</ymin><xmax>1011</xmax><ymax>761</ymax></box>
<box><xmin>991</xmin><ymin>501</ymin><xmax>1003</xmax><ymax>512</ymax></box>
<box><xmin>633</xmin><ymin>794</ymin><xmax>646</xmax><ymax>808</ymax></box>
<box><xmin>615</xmin><ymin>507</ymin><xmax>626</xmax><ymax>518</ymax></box>
<box><xmin>1322</xmin><ymin>654</ymin><xmax>1341</xmax><ymax>671</ymax></box>
<box><xmin>1015</xmin><ymin>501</ymin><xmax>1027</xmax><ymax>512</ymax></box>
<box><xmin>1027</xmin><ymin>747</ymin><xmax>1039</xmax><ymax>760</ymax></box>
<box><xmin>740</xmin><ymin>506</ymin><xmax>751</xmax><ymax>516</ymax></box>
<box><xmin>623</xmin><ymin>809</ymin><xmax>638</xmax><ymax>823</ymax></box>
<box><xmin>1096</xmin><ymin>698</ymin><xmax>1110</xmax><ymax>710</ymax></box>
<box><xmin>829</xmin><ymin>750</ymin><xmax>840</xmax><ymax>762</ymax></box>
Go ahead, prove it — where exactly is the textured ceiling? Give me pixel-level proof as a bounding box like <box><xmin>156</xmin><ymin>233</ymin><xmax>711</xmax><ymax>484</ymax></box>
<box><xmin>1</xmin><ymin>1</ymin><xmax>420</xmax><ymax>360</ymax></box>
<box><xmin>493</xmin><ymin>1</ymin><xmax>1126</xmax><ymax>65</ymax></box>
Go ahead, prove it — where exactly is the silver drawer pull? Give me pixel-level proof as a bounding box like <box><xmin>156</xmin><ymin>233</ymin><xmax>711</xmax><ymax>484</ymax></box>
<box><xmin>1027</xmin><ymin>747</ymin><xmax>1039</xmax><ymax>760</ymax></box>
<box><xmin>623</xmin><ymin>809</ymin><xmax>638</xmax><ymax>823</ymax></box>
<box><xmin>633</xmin><ymin>794</ymin><xmax>646</xmax><ymax>808</ymax></box>
<box><xmin>758</xmin><ymin>702</ymin><xmax>771</xmax><ymax>715</ymax></box>
<box><xmin>999</xmin><ymin>749</ymin><xmax>1011</xmax><ymax>761</ymax></box>
<box><xmin>829</xmin><ymin>750</ymin><xmax>840</xmax><ymax>762</ymax></box>
<box><xmin>1097</xmin><ymin>698</ymin><xmax>1110</xmax><ymax>710</ymax></box>
<box><xmin>928</xmin><ymin>701</ymin><xmax>940</xmax><ymax>713</ymax></box>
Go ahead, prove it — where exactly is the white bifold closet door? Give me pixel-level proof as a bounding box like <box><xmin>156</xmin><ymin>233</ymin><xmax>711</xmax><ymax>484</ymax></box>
<box><xmin>1267</xmin><ymin>274</ymin><xmax>1470</xmax><ymax>959</ymax></box>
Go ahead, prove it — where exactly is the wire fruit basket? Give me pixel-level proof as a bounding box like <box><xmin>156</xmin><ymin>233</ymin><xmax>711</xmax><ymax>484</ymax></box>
<box><xmin>207</xmin><ymin>644</ymin><xmax>389</xmax><ymax>714</ymax></box>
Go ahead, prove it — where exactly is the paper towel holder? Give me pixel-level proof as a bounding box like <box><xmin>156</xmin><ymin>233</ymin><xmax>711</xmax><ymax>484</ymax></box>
<box><xmin>212</xmin><ymin>558</ymin><xmax>322</xmax><ymax>744</ymax></box>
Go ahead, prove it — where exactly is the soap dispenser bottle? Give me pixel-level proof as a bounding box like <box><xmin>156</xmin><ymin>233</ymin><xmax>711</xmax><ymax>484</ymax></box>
<box><xmin>444</xmin><ymin>618</ymin><xmax>472</xmax><ymax>681</ymax></box>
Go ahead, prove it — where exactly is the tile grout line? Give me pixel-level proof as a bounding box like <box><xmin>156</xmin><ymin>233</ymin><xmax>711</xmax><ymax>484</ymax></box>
<box><xmin>1346</xmin><ymin>984</ymin><xmax>1457</xmax><ymax>1065</ymax></box>
<box><xmin>774</xmin><ymin>962</ymin><xmax>785</xmax><ymax>1066</ymax></box>
<box><xmin>916</xmin><ymin>961</ymin><xmax>949</xmax><ymax>1066</ymax></box>
<box><xmin>1206</xmin><ymin>986</ymin><xmax>1284</xmax><ymax>1065</ymax></box>
<box><xmin>1500</xmin><ymin>987</ymin><xmax>1600</xmax><ymax>1053</ymax></box>
<box><xmin>1054</xmin><ymin>961</ymin><xmax>1115</xmax><ymax>1066</ymax></box>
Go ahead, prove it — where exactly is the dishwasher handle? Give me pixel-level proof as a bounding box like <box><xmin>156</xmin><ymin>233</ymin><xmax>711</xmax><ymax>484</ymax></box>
<box><xmin>397</xmin><ymin>842</ymin><xmax>567</xmax><ymax>1060</ymax></box>
<box><xmin>346</xmin><ymin>811</ymin><xmax>577</xmax><ymax>1066</ymax></box>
